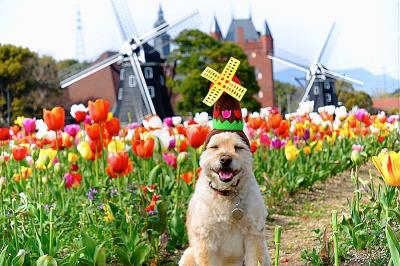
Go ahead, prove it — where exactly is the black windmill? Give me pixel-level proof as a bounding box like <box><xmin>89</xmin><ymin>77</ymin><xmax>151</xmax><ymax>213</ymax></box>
<box><xmin>268</xmin><ymin>23</ymin><xmax>363</xmax><ymax>111</ymax></box>
<box><xmin>60</xmin><ymin>0</ymin><xmax>200</xmax><ymax>123</ymax></box>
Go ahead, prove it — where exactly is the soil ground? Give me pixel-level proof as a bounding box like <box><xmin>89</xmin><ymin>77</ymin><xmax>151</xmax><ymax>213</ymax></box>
<box><xmin>265</xmin><ymin>160</ymin><xmax>382</xmax><ymax>265</ymax></box>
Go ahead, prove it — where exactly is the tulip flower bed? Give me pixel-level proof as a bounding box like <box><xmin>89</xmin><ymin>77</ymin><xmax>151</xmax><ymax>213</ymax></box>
<box><xmin>0</xmin><ymin>99</ymin><xmax>399</xmax><ymax>265</ymax></box>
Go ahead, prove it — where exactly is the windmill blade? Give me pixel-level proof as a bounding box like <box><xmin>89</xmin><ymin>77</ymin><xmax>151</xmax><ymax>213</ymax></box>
<box><xmin>127</xmin><ymin>52</ymin><xmax>156</xmax><ymax>115</ymax></box>
<box><xmin>137</xmin><ymin>10</ymin><xmax>200</xmax><ymax>46</ymax></box>
<box><xmin>60</xmin><ymin>54</ymin><xmax>122</xmax><ymax>88</ymax></box>
<box><xmin>110</xmin><ymin>0</ymin><xmax>138</xmax><ymax>41</ymax></box>
<box><xmin>300</xmin><ymin>75</ymin><xmax>316</xmax><ymax>102</ymax></box>
<box><xmin>313</xmin><ymin>23</ymin><xmax>336</xmax><ymax>64</ymax></box>
<box><xmin>325</xmin><ymin>70</ymin><xmax>364</xmax><ymax>85</ymax></box>
<box><xmin>268</xmin><ymin>54</ymin><xmax>309</xmax><ymax>73</ymax></box>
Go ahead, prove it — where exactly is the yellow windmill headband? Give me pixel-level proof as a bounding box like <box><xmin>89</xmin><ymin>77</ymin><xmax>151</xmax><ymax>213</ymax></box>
<box><xmin>200</xmin><ymin>57</ymin><xmax>247</xmax><ymax>107</ymax></box>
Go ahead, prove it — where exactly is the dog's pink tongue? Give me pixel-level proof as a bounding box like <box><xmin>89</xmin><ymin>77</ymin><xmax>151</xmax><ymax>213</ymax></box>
<box><xmin>219</xmin><ymin>171</ymin><xmax>233</xmax><ymax>180</ymax></box>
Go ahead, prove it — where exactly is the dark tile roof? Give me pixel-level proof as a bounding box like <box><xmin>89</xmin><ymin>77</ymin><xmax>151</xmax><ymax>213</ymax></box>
<box><xmin>264</xmin><ymin>20</ymin><xmax>272</xmax><ymax>36</ymax></box>
<box><xmin>210</xmin><ymin>16</ymin><xmax>222</xmax><ymax>35</ymax></box>
<box><xmin>225</xmin><ymin>18</ymin><xmax>259</xmax><ymax>42</ymax></box>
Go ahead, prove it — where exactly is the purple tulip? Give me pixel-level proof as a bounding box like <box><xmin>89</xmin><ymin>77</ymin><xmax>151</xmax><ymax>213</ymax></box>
<box><xmin>168</xmin><ymin>138</ymin><xmax>176</xmax><ymax>149</ymax></box>
<box><xmin>271</xmin><ymin>138</ymin><xmax>283</xmax><ymax>149</ymax></box>
<box><xmin>64</xmin><ymin>124</ymin><xmax>80</xmax><ymax>137</ymax></box>
<box><xmin>22</xmin><ymin>118</ymin><xmax>36</xmax><ymax>135</ymax></box>
<box><xmin>303</xmin><ymin>128</ymin><xmax>310</xmax><ymax>141</ymax></box>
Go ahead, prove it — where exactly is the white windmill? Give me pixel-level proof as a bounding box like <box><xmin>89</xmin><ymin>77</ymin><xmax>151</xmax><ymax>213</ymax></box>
<box><xmin>60</xmin><ymin>0</ymin><xmax>200</xmax><ymax>122</ymax></box>
<box><xmin>268</xmin><ymin>23</ymin><xmax>363</xmax><ymax>110</ymax></box>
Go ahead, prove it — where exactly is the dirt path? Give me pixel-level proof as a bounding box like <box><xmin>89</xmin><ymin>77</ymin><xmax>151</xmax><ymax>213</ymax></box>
<box><xmin>265</xmin><ymin>161</ymin><xmax>379</xmax><ymax>265</ymax></box>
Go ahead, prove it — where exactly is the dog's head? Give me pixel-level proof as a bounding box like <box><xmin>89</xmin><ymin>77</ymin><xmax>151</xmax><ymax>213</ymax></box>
<box><xmin>200</xmin><ymin>132</ymin><xmax>252</xmax><ymax>189</ymax></box>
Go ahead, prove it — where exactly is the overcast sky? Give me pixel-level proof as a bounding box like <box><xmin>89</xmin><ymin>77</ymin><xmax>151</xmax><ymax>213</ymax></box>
<box><xmin>0</xmin><ymin>0</ymin><xmax>399</xmax><ymax>80</ymax></box>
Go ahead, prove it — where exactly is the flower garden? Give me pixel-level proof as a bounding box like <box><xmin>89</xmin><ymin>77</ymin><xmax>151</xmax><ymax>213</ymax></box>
<box><xmin>0</xmin><ymin>98</ymin><xmax>399</xmax><ymax>265</ymax></box>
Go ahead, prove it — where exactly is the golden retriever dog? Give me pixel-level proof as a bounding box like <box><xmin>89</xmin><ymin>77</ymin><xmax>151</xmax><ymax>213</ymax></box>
<box><xmin>179</xmin><ymin>132</ymin><xmax>270</xmax><ymax>266</ymax></box>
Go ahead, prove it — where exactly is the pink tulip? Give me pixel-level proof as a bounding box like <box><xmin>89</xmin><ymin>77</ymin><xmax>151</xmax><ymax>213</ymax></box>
<box><xmin>22</xmin><ymin>118</ymin><xmax>36</xmax><ymax>135</ymax></box>
<box><xmin>162</xmin><ymin>152</ymin><xmax>177</xmax><ymax>168</ymax></box>
<box><xmin>64</xmin><ymin>124</ymin><xmax>80</xmax><ymax>137</ymax></box>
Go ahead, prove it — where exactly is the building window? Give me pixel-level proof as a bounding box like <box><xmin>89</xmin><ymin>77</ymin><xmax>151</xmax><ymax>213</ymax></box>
<box><xmin>313</xmin><ymin>86</ymin><xmax>320</xmax><ymax>95</ymax></box>
<box><xmin>148</xmin><ymin>86</ymin><xmax>155</xmax><ymax>98</ymax></box>
<box><xmin>160</xmin><ymin>75</ymin><xmax>164</xmax><ymax>86</ymax></box>
<box><xmin>258</xmin><ymin>91</ymin><xmax>264</xmax><ymax>98</ymax></box>
<box><xmin>129</xmin><ymin>75</ymin><xmax>137</xmax><ymax>87</ymax></box>
<box><xmin>325</xmin><ymin>93</ymin><xmax>332</xmax><ymax>103</ymax></box>
<box><xmin>144</xmin><ymin>67</ymin><xmax>153</xmax><ymax>79</ymax></box>
<box><xmin>251</xmin><ymin>51</ymin><xmax>256</xmax><ymax>58</ymax></box>
<box><xmin>255</xmin><ymin>68</ymin><xmax>262</xmax><ymax>80</ymax></box>
<box><xmin>324</xmin><ymin>80</ymin><xmax>331</xmax><ymax>90</ymax></box>
<box><xmin>118</xmin><ymin>88</ymin><xmax>123</xmax><ymax>100</ymax></box>
<box><xmin>120</xmin><ymin>68</ymin><xmax>125</xmax><ymax>80</ymax></box>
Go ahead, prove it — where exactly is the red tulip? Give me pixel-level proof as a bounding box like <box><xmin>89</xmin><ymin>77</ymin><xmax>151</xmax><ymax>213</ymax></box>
<box><xmin>0</xmin><ymin>128</ymin><xmax>10</xmax><ymax>141</ymax></box>
<box><xmin>186</xmin><ymin>126</ymin><xmax>210</xmax><ymax>149</ymax></box>
<box><xmin>12</xmin><ymin>146</ymin><xmax>28</xmax><ymax>161</ymax></box>
<box><xmin>64</xmin><ymin>172</ymin><xmax>82</xmax><ymax>189</ymax></box>
<box><xmin>106</xmin><ymin>151</ymin><xmax>133</xmax><ymax>178</ymax></box>
<box><xmin>106</xmin><ymin>117</ymin><xmax>120</xmax><ymax>137</ymax></box>
<box><xmin>132</xmin><ymin>138</ymin><xmax>155</xmax><ymax>159</ymax></box>
<box><xmin>145</xmin><ymin>194</ymin><xmax>160</xmax><ymax>213</ymax></box>
<box><xmin>43</xmin><ymin>107</ymin><xmax>65</xmax><ymax>131</ymax></box>
<box><xmin>88</xmin><ymin>99</ymin><xmax>109</xmax><ymax>123</ymax></box>
<box><xmin>74</xmin><ymin>111</ymin><xmax>87</xmax><ymax>123</ymax></box>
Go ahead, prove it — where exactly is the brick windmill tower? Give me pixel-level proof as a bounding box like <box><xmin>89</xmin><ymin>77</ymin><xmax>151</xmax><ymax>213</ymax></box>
<box><xmin>210</xmin><ymin>15</ymin><xmax>275</xmax><ymax>107</ymax></box>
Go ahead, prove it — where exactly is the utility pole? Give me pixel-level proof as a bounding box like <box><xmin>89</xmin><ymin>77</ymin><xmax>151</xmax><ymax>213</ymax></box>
<box><xmin>6</xmin><ymin>88</ymin><xmax>10</xmax><ymax>126</ymax></box>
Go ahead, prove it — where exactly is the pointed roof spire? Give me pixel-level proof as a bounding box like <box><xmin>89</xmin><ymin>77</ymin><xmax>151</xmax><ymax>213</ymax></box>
<box><xmin>154</xmin><ymin>2</ymin><xmax>166</xmax><ymax>28</ymax></box>
<box><xmin>249</xmin><ymin>6</ymin><xmax>252</xmax><ymax>20</ymax></box>
<box><xmin>210</xmin><ymin>15</ymin><xmax>222</xmax><ymax>35</ymax></box>
<box><xmin>264</xmin><ymin>20</ymin><xmax>272</xmax><ymax>36</ymax></box>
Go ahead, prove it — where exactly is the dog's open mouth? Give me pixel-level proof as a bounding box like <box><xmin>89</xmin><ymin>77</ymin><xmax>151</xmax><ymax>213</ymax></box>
<box><xmin>217</xmin><ymin>169</ymin><xmax>240</xmax><ymax>183</ymax></box>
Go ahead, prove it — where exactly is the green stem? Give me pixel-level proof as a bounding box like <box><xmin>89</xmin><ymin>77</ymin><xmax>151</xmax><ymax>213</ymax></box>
<box><xmin>49</xmin><ymin>208</ymin><xmax>54</xmax><ymax>256</ymax></box>
<box><xmin>332</xmin><ymin>210</ymin><xmax>339</xmax><ymax>266</ymax></box>
<box><xmin>12</xmin><ymin>199</ymin><xmax>19</xmax><ymax>250</ymax></box>
<box><xmin>274</xmin><ymin>226</ymin><xmax>282</xmax><ymax>266</ymax></box>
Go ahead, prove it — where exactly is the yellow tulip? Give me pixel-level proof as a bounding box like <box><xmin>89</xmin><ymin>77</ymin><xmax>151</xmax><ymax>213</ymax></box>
<box><xmin>35</xmin><ymin>148</ymin><xmax>57</xmax><ymax>169</ymax></box>
<box><xmin>311</xmin><ymin>140</ymin><xmax>323</xmax><ymax>153</ymax></box>
<box><xmin>14</xmin><ymin>116</ymin><xmax>25</xmax><ymax>127</ymax></box>
<box><xmin>372</xmin><ymin>151</ymin><xmax>400</xmax><ymax>186</ymax></box>
<box><xmin>68</xmin><ymin>152</ymin><xmax>79</xmax><ymax>163</ymax></box>
<box><xmin>107</xmin><ymin>140</ymin><xmax>125</xmax><ymax>153</ymax></box>
<box><xmin>285</xmin><ymin>142</ymin><xmax>299</xmax><ymax>161</ymax></box>
<box><xmin>77</xmin><ymin>141</ymin><xmax>93</xmax><ymax>160</ymax></box>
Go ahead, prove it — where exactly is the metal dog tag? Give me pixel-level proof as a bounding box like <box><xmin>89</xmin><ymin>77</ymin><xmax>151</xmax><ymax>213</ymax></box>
<box><xmin>232</xmin><ymin>207</ymin><xmax>244</xmax><ymax>220</ymax></box>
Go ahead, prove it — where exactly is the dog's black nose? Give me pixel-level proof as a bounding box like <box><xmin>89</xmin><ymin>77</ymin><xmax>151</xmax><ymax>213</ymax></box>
<box><xmin>220</xmin><ymin>155</ymin><xmax>232</xmax><ymax>167</ymax></box>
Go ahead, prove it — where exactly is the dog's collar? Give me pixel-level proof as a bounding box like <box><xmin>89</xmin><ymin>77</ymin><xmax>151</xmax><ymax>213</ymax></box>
<box><xmin>208</xmin><ymin>179</ymin><xmax>240</xmax><ymax>196</ymax></box>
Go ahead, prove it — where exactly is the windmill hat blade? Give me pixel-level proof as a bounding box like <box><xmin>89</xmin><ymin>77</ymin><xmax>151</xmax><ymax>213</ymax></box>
<box><xmin>60</xmin><ymin>53</ymin><xmax>122</xmax><ymax>88</ymax></box>
<box><xmin>325</xmin><ymin>70</ymin><xmax>364</xmax><ymax>85</ymax></box>
<box><xmin>139</xmin><ymin>10</ymin><xmax>200</xmax><ymax>45</ymax></box>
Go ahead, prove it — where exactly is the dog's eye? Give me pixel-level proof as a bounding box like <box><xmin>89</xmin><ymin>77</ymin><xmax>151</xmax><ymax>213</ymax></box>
<box><xmin>209</xmin><ymin>145</ymin><xmax>218</xmax><ymax>149</ymax></box>
<box><xmin>235</xmin><ymin>146</ymin><xmax>244</xmax><ymax>150</ymax></box>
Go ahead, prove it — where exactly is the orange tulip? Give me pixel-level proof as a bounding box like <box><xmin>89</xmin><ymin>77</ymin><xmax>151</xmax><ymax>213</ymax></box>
<box><xmin>247</xmin><ymin>117</ymin><xmax>263</xmax><ymax>129</ymax></box>
<box><xmin>186</xmin><ymin>126</ymin><xmax>210</xmax><ymax>149</ymax></box>
<box><xmin>12</xmin><ymin>146</ymin><xmax>28</xmax><ymax>161</ymax></box>
<box><xmin>43</xmin><ymin>107</ymin><xmax>65</xmax><ymax>131</ymax></box>
<box><xmin>88</xmin><ymin>99</ymin><xmax>109</xmax><ymax>123</ymax></box>
<box><xmin>268</xmin><ymin>113</ymin><xmax>283</xmax><ymax>129</ymax></box>
<box><xmin>0</xmin><ymin>128</ymin><xmax>10</xmax><ymax>141</ymax></box>
<box><xmin>132</xmin><ymin>138</ymin><xmax>155</xmax><ymax>159</ymax></box>
<box><xmin>106</xmin><ymin>151</ymin><xmax>133</xmax><ymax>178</ymax></box>
<box><xmin>181</xmin><ymin>171</ymin><xmax>194</xmax><ymax>184</ymax></box>
<box><xmin>85</xmin><ymin>123</ymin><xmax>101</xmax><ymax>140</ymax></box>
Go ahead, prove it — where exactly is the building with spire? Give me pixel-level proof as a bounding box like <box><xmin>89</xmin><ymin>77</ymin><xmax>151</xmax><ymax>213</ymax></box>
<box><xmin>153</xmin><ymin>4</ymin><xmax>170</xmax><ymax>59</ymax></box>
<box><xmin>210</xmin><ymin>15</ymin><xmax>275</xmax><ymax>107</ymax></box>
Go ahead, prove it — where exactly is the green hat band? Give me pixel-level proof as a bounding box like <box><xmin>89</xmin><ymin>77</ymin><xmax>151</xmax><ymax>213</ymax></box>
<box><xmin>213</xmin><ymin>118</ymin><xmax>244</xmax><ymax>131</ymax></box>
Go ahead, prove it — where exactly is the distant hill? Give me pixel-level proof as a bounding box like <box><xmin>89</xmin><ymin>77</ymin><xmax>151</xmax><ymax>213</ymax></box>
<box><xmin>274</xmin><ymin>67</ymin><xmax>400</xmax><ymax>96</ymax></box>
